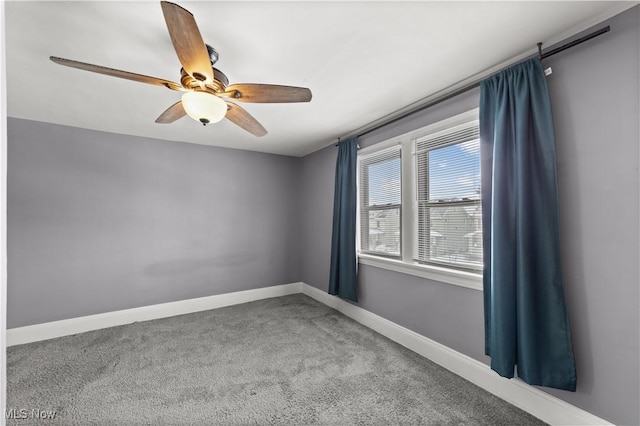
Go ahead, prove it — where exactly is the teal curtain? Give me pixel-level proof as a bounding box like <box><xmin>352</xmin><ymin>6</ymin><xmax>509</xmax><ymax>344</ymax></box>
<box><xmin>329</xmin><ymin>136</ymin><xmax>358</xmax><ymax>302</ymax></box>
<box><xmin>479</xmin><ymin>58</ymin><xmax>577</xmax><ymax>391</ymax></box>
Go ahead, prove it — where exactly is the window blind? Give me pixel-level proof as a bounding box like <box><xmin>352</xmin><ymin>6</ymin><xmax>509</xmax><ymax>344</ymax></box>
<box><xmin>413</xmin><ymin>122</ymin><xmax>482</xmax><ymax>270</ymax></box>
<box><xmin>359</xmin><ymin>145</ymin><xmax>402</xmax><ymax>258</ymax></box>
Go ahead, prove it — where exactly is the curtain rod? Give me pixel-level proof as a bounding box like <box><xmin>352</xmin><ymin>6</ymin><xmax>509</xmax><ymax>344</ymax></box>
<box><xmin>335</xmin><ymin>25</ymin><xmax>610</xmax><ymax>146</ymax></box>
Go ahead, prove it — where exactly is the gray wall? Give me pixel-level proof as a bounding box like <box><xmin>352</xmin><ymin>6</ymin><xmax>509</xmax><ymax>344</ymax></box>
<box><xmin>541</xmin><ymin>7</ymin><xmax>639</xmax><ymax>422</ymax></box>
<box><xmin>7</xmin><ymin>118</ymin><xmax>300</xmax><ymax>328</ymax></box>
<box><xmin>299</xmin><ymin>145</ymin><xmax>336</xmax><ymax>292</ymax></box>
<box><xmin>299</xmin><ymin>7</ymin><xmax>639</xmax><ymax>426</ymax></box>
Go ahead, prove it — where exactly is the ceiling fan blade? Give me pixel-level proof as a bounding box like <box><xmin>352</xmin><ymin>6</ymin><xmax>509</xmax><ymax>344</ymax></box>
<box><xmin>50</xmin><ymin>56</ymin><xmax>183</xmax><ymax>91</ymax></box>
<box><xmin>155</xmin><ymin>101</ymin><xmax>186</xmax><ymax>123</ymax></box>
<box><xmin>224</xmin><ymin>84</ymin><xmax>312</xmax><ymax>103</ymax></box>
<box><xmin>160</xmin><ymin>1</ymin><xmax>214</xmax><ymax>84</ymax></box>
<box><xmin>225</xmin><ymin>102</ymin><xmax>268</xmax><ymax>137</ymax></box>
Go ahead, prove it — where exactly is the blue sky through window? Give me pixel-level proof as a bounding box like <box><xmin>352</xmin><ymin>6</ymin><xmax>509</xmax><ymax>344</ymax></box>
<box><xmin>368</xmin><ymin>158</ymin><xmax>401</xmax><ymax>206</ymax></box>
<box><xmin>366</xmin><ymin>139</ymin><xmax>480</xmax><ymax>206</ymax></box>
<box><xmin>428</xmin><ymin>139</ymin><xmax>480</xmax><ymax>201</ymax></box>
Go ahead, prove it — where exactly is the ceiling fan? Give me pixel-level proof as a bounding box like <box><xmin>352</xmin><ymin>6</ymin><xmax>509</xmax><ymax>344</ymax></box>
<box><xmin>50</xmin><ymin>1</ymin><xmax>312</xmax><ymax>137</ymax></box>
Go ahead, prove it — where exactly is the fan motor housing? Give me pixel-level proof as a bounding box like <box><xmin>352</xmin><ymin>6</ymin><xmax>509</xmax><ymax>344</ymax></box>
<box><xmin>180</xmin><ymin>67</ymin><xmax>229</xmax><ymax>93</ymax></box>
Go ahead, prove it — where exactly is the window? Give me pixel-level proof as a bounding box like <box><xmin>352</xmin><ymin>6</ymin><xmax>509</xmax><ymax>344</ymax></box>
<box><xmin>414</xmin><ymin>121</ymin><xmax>482</xmax><ymax>271</ymax></box>
<box><xmin>357</xmin><ymin>109</ymin><xmax>482</xmax><ymax>288</ymax></box>
<box><xmin>358</xmin><ymin>145</ymin><xmax>402</xmax><ymax>258</ymax></box>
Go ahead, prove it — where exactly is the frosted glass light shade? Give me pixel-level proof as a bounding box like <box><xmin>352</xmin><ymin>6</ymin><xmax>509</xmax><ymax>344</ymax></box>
<box><xmin>181</xmin><ymin>91</ymin><xmax>227</xmax><ymax>125</ymax></box>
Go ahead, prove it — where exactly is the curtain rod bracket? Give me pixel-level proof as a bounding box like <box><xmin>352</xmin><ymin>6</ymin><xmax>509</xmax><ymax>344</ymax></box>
<box><xmin>537</xmin><ymin>42</ymin><xmax>543</xmax><ymax>60</ymax></box>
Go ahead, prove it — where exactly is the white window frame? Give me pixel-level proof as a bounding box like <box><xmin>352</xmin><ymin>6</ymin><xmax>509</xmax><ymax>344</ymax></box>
<box><xmin>357</xmin><ymin>109</ymin><xmax>483</xmax><ymax>291</ymax></box>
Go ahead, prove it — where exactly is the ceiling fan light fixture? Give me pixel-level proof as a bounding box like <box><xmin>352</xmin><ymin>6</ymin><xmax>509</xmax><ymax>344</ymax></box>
<box><xmin>181</xmin><ymin>91</ymin><xmax>227</xmax><ymax>125</ymax></box>
<box><xmin>49</xmin><ymin>2</ymin><xmax>311</xmax><ymax>136</ymax></box>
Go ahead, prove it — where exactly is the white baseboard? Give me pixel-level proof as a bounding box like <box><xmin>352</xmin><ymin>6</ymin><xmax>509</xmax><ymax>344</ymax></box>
<box><xmin>300</xmin><ymin>283</ymin><xmax>613</xmax><ymax>426</ymax></box>
<box><xmin>7</xmin><ymin>282</ymin><xmax>303</xmax><ymax>347</ymax></box>
<box><xmin>7</xmin><ymin>280</ymin><xmax>612</xmax><ymax>425</ymax></box>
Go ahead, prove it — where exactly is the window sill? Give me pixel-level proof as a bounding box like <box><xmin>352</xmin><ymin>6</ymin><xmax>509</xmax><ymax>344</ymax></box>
<box><xmin>357</xmin><ymin>254</ymin><xmax>483</xmax><ymax>291</ymax></box>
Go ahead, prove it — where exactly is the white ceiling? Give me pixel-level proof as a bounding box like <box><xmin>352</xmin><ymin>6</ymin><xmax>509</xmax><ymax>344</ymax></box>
<box><xmin>5</xmin><ymin>1</ymin><xmax>635</xmax><ymax>157</ymax></box>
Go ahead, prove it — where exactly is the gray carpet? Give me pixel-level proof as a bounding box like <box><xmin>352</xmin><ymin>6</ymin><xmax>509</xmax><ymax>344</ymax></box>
<box><xmin>7</xmin><ymin>294</ymin><xmax>545</xmax><ymax>425</ymax></box>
